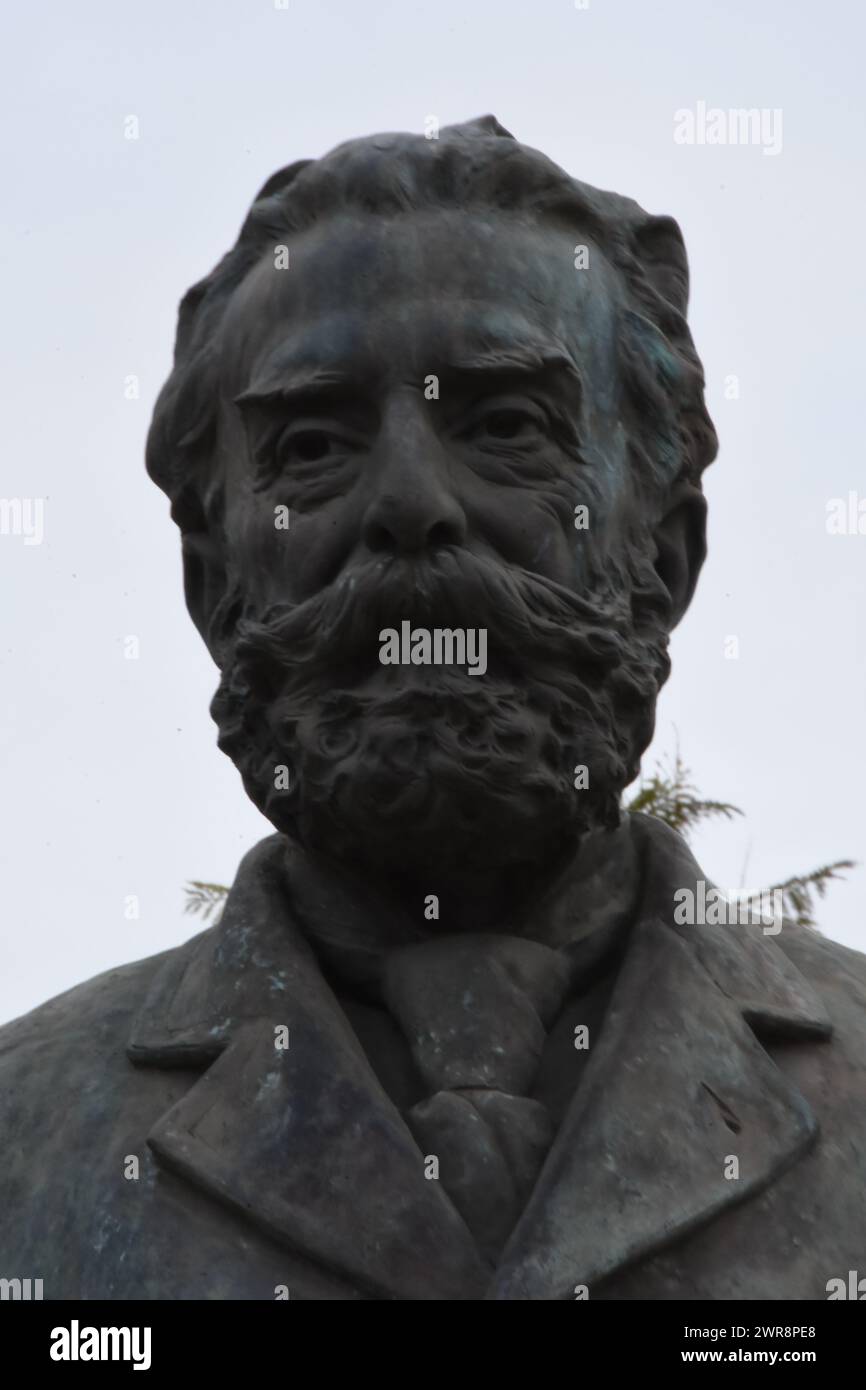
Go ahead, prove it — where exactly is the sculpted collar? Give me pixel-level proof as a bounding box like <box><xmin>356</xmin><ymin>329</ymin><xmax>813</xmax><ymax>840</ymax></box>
<box><xmin>127</xmin><ymin>815</ymin><xmax>831</xmax><ymax>1300</ymax></box>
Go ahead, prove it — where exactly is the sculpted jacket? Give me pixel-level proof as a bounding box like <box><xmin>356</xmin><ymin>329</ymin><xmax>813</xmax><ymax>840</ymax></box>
<box><xmin>1</xmin><ymin>814</ymin><xmax>864</xmax><ymax>1301</ymax></box>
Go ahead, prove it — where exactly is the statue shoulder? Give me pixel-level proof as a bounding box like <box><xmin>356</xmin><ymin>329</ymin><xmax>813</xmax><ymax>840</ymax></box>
<box><xmin>775</xmin><ymin>920</ymin><xmax>866</xmax><ymax>1019</ymax></box>
<box><xmin>0</xmin><ymin>942</ymin><xmax>184</xmax><ymax>1069</ymax></box>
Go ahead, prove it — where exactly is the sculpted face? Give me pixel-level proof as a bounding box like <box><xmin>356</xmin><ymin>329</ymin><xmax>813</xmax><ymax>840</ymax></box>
<box><xmin>218</xmin><ymin>211</ymin><xmax>628</xmax><ymax>607</ymax></box>
<box><xmin>143</xmin><ymin>115</ymin><xmax>718</xmax><ymax>931</ymax></box>
<box><xmin>204</xmin><ymin>206</ymin><xmax>686</xmax><ymax>889</ymax></box>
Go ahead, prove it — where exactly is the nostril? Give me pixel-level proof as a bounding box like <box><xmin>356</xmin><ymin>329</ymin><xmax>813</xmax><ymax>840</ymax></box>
<box><xmin>427</xmin><ymin>519</ymin><xmax>462</xmax><ymax>550</ymax></box>
<box><xmin>362</xmin><ymin>501</ymin><xmax>467</xmax><ymax>556</ymax></box>
<box><xmin>364</xmin><ymin>520</ymin><xmax>398</xmax><ymax>555</ymax></box>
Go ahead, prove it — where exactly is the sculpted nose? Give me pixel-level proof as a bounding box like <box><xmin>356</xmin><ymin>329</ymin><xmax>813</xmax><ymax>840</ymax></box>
<box><xmin>362</xmin><ymin>465</ymin><xmax>467</xmax><ymax>556</ymax></box>
<box><xmin>363</xmin><ymin>497</ymin><xmax>466</xmax><ymax>555</ymax></box>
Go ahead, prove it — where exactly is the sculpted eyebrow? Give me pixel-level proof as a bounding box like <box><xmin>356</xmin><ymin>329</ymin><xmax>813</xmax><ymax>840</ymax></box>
<box><xmin>235</xmin><ymin>349</ymin><xmax>582</xmax><ymax>410</ymax></box>
<box><xmin>439</xmin><ymin>350</ymin><xmax>583</xmax><ymax>401</ymax></box>
<box><xmin>446</xmin><ymin>345</ymin><xmax>580</xmax><ymax>378</ymax></box>
<box><xmin>234</xmin><ymin>371</ymin><xmax>366</xmax><ymax>412</ymax></box>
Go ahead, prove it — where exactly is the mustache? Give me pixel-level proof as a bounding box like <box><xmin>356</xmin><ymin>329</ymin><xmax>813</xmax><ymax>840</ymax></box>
<box><xmin>230</xmin><ymin>548</ymin><xmax>643</xmax><ymax>696</ymax></box>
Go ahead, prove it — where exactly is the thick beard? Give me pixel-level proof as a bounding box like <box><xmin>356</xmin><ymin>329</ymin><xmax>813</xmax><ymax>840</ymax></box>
<box><xmin>210</xmin><ymin>545</ymin><xmax>672</xmax><ymax>879</ymax></box>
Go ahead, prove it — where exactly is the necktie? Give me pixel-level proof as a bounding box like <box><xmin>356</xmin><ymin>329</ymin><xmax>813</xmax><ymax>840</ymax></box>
<box><xmin>382</xmin><ymin>935</ymin><xmax>572</xmax><ymax>1260</ymax></box>
<box><xmin>282</xmin><ymin>830</ymin><xmax>639</xmax><ymax>1263</ymax></box>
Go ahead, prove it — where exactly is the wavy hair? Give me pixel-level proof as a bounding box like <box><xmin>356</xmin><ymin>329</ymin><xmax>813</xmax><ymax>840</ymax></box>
<box><xmin>146</xmin><ymin>114</ymin><xmax>717</xmax><ymax>547</ymax></box>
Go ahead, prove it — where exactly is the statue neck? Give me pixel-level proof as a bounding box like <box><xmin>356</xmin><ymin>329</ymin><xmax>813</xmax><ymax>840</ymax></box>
<box><xmin>283</xmin><ymin>814</ymin><xmax>643</xmax><ymax>956</ymax></box>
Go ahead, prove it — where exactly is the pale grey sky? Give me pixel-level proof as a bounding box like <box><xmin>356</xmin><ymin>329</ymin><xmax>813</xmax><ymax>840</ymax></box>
<box><xmin>1</xmin><ymin>0</ymin><xmax>863</xmax><ymax>1023</ymax></box>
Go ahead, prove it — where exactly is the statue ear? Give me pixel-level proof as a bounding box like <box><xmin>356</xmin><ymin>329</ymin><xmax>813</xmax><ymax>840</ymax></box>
<box><xmin>652</xmin><ymin>480</ymin><xmax>707</xmax><ymax>629</ymax></box>
<box><xmin>631</xmin><ymin>214</ymin><xmax>690</xmax><ymax>319</ymax></box>
<box><xmin>181</xmin><ymin>528</ymin><xmax>230</xmax><ymax>660</ymax></box>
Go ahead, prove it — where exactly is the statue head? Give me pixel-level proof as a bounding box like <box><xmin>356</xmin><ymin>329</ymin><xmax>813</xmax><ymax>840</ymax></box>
<box><xmin>146</xmin><ymin>116</ymin><xmax>717</xmax><ymax>894</ymax></box>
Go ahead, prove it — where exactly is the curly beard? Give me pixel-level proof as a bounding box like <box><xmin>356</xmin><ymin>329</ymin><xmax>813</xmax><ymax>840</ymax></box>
<box><xmin>210</xmin><ymin>543</ymin><xmax>672</xmax><ymax>879</ymax></box>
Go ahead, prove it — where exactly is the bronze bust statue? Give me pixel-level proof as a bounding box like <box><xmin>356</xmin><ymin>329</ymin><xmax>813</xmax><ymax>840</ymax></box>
<box><xmin>2</xmin><ymin>117</ymin><xmax>864</xmax><ymax>1301</ymax></box>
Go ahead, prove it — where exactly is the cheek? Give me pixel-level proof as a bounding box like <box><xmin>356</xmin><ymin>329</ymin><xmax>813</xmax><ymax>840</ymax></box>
<box><xmin>226</xmin><ymin>491</ymin><xmax>360</xmax><ymax>607</ymax></box>
<box><xmin>223</xmin><ymin>499</ymin><xmax>288</xmax><ymax>610</ymax></box>
<box><xmin>459</xmin><ymin>453</ymin><xmax>616</xmax><ymax>585</ymax></box>
<box><xmin>458</xmin><ymin>481</ymin><xmax>569</xmax><ymax>581</ymax></box>
<box><xmin>222</xmin><ymin>417</ymin><xmax>364</xmax><ymax>603</ymax></box>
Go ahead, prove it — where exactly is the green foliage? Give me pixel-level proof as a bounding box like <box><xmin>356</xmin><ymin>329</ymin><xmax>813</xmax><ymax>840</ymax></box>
<box><xmin>184</xmin><ymin>880</ymin><xmax>229</xmax><ymax>924</ymax></box>
<box><xmin>626</xmin><ymin>752</ymin><xmax>741</xmax><ymax>835</ymax></box>
<box><xmin>762</xmin><ymin>862</ymin><xmax>856</xmax><ymax>932</ymax></box>
<box><xmin>628</xmin><ymin>751</ymin><xmax>855</xmax><ymax>931</ymax></box>
<box><xmin>185</xmin><ymin>751</ymin><xmax>855</xmax><ymax>935</ymax></box>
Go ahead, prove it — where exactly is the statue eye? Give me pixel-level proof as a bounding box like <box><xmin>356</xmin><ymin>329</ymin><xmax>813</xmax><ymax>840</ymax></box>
<box><xmin>469</xmin><ymin>405</ymin><xmax>546</xmax><ymax>443</ymax></box>
<box><xmin>252</xmin><ymin>416</ymin><xmax>367</xmax><ymax>497</ymax></box>
<box><xmin>486</xmin><ymin>410</ymin><xmax>527</xmax><ymax>438</ymax></box>
<box><xmin>283</xmin><ymin>429</ymin><xmax>334</xmax><ymax>462</ymax></box>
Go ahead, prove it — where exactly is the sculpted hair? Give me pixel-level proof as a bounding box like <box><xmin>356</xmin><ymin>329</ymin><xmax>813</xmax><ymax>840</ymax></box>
<box><xmin>146</xmin><ymin>114</ymin><xmax>718</xmax><ymax>541</ymax></box>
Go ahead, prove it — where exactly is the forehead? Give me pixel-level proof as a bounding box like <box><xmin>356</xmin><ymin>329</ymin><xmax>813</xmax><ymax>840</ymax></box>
<box><xmin>220</xmin><ymin>210</ymin><xmax>623</xmax><ymax>395</ymax></box>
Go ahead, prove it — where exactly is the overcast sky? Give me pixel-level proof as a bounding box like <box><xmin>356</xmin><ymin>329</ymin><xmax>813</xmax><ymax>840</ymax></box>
<box><xmin>1</xmin><ymin>0</ymin><xmax>863</xmax><ymax>1024</ymax></box>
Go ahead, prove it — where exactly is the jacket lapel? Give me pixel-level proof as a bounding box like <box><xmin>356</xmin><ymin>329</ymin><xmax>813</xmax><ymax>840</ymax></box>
<box><xmin>129</xmin><ymin>821</ymin><xmax>833</xmax><ymax>1302</ymax></box>
<box><xmin>128</xmin><ymin>837</ymin><xmax>487</xmax><ymax>1301</ymax></box>
<box><xmin>490</xmin><ymin>816</ymin><xmax>832</xmax><ymax>1300</ymax></box>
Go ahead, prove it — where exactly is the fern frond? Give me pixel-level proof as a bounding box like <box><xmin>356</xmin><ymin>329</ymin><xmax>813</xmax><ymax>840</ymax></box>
<box><xmin>183</xmin><ymin>880</ymin><xmax>230</xmax><ymax>924</ymax></box>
